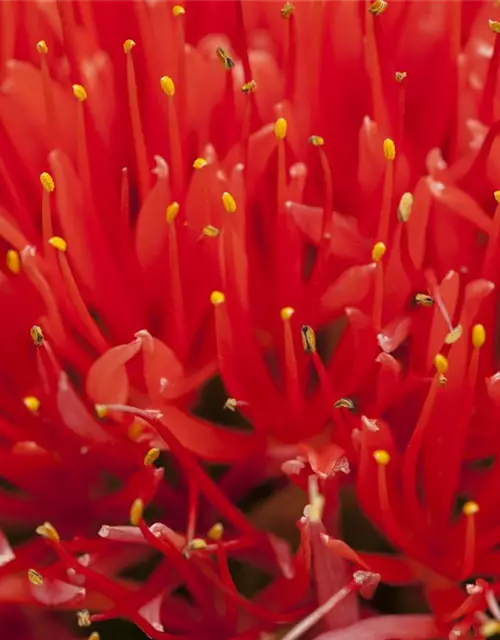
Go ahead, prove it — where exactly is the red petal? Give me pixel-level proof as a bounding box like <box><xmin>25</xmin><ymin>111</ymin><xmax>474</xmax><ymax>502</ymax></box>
<box><xmin>86</xmin><ymin>339</ymin><xmax>142</xmax><ymax>404</ymax></box>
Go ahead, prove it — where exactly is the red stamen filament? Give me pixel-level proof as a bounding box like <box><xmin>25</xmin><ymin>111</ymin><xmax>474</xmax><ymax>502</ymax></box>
<box><xmin>377</xmin><ymin>159</ymin><xmax>394</xmax><ymax>245</ymax></box>
<box><xmin>373</xmin><ymin>260</ymin><xmax>384</xmax><ymax>332</ymax></box>
<box><xmin>41</xmin><ymin>189</ymin><xmax>54</xmax><ymax>253</ymax></box>
<box><xmin>281</xmin><ymin>309</ymin><xmax>302</xmax><ymax>413</ymax></box>
<box><xmin>461</xmin><ymin>503</ymin><xmax>479</xmax><ymax>580</ymax></box>
<box><xmin>38</xmin><ymin>47</ymin><xmax>58</xmax><ymax>145</ymax></box>
<box><xmin>186</xmin><ymin>479</ymin><xmax>198</xmax><ymax>542</ymax></box>
<box><xmin>483</xmin><ymin>196</ymin><xmax>500</xmax><ymax>279</ymax></box>
<box><xmin>167</xmin><ymin>219</ymin><xmax>187</xmax><ymax>352</ymax></box>
<box><xmin>364</xmin><ymin>10</ymin><xmax>388</xmax><ymax>133</ymax></box>
<box><xmin>75</xmin><ymin>98</ymin><xmax>93</xmax><ymax>206</ymax></box>
<box><xmin>166</xmin><ymin>93</ymin><xmax>184</xmax><ymax>200</ymax></box>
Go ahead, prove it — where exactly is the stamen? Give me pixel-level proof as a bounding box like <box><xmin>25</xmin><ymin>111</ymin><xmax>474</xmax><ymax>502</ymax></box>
<box><xmin>210</xmin><ymin>290</ymin><xmax>225</xmax><ymax>306</ymax></box>
<box><xmin>372</xmin><ymin>242</ymin><xmax>386</xmax><ymax>331</ymax></box>
<box><xmin>368</xmin><ymin>0</ymin><xmax>388</xmax><ymax>15</ymax></box>
<box><xmin>378</xmin><ymin>140</ymin><xmax>395</xmax><ymax>244</ymax></box>
<box><xmin>300</xmin><ymin>325</ymin><xmax>316</xmax><ymax>354</ymax></box>
<box><xmin>144</xmin><ymin>448</ymin><xmax>160</xmax><ymax>466</ymax></box>
<box><xmin>36</xmin><ymin>40</ymin><xmax>48</xmax><ymax>54</ymax></box>
<box><xmin>207</xmin><ymin>522</ymin><xmax>224</xmax><ymax>541</ymax></box>
<box><xmin>77</xmin><ymin>610</ymin><xmax>92</xmax><ymax>627</ymax></box>
<box><xmin>216</xmin><ymin>47</ymin><xmax>235</xmax><ymax>70</ymax></box>
<box><xmin>482</xmin><ymin>620</ymin><xmax>500</xmax><ymax>638</ymax></box>
<box><xmin>274</xmin><ymin>117</ymin><xmax>288</xmax><ymax>140</ymax></box>
<box><xmin>23</xmin><ymin>396</ymin><xmax>40</xmax><ymax>413</ymax></box>
<box><xmin>490</xmin><ymin>20</ymin><xmax>500</xmax><ymax>34</ymax></box>
<box><xmin>469</xmin><ymin>324</ymin><xmax>485</xmax><ymax>388</ymax></box>
<box><xmin>281</xmin><ymin>307</ymin><xmax>302</xmax><ymax>411</ymax></box>
<box><xmin>431</xmin><ymin>281</ymin><xmax>462</xmax><ymax>342</ymax></box>
<box><xmin>307</xmin><ymin>475</ymin><xmax>325</xmax><ymax>523</ymax></box>
<box><xmin>200</xmin><ymin>225</ymin><xmax>220</xmax><ymax>239</ymax></box>
<box><xmin>281</xmin><ymin>2</ymin><xmax>295</xmax><ymax>19</ymax></box>
<box><xmin>95</xmin><ymin>404</ymin><xmax>108</xmax><ymax>419</ymax></box>
<box><xmin>364</xmin><ymin>4</ymin><xmax>388</xmax><ymax>133</ymax></box>
<box><xmin>222</xmin><ymin>192</ymin><xmax>237</xmax><ymax>213</ymax></box>
<box><xmin>30</xmin><ymin>325</ymin><xmax>44</xmax><ymax>347</ymax></box>
<box><xmin>160</xmin><ymin>76</ymin><xmax>183</xmax><ymax>196</ymax></box>
<box><xmin>241</xmin><ymin>80</ymin><xmax>257</xmax><ymax>93</ymax></box>
<box><xmin>472</xmin><ymin>324</ymin><xmax>486</xmax><ymax>350</ymax></box>
<box><xmin>72</xmin><ymin>84</ymin><xmax>87</xmax><ymax>102</ymax></box>
<box><xmin>166</xmin><ymin>201</ymin><xmax>180</xmax><ymax>224</ymax></box>
<box><xmin>334</xmin><ymin>398</ymin><xmax>355</xmax><ymax>410</ymax></box>
<box><xmin>89</xmin><ymin>633</ymin><xmax>101</xmax><ymax>640</ymax></box>
<box><xmin>6</xmin><ymin>249</ymin><xmax>20</xmax><ymax>274</ymax></box>
<box><xmin>193</xmin><ymin>158</ymin><xmax>208</xmax><ymax>170</ymax></box>
<box><xmin>35</xmin><ymin>521</ymin><xmax>60</xmax><ymax>542</ymax></box>
<box><xmin>461</xmin><ymin>501</ymin><xmax>479</xmax><ymax>579</ymax></box>
<box><xmin>395</xmin><ymin>71</ymin><xmax>407</xmax><ymax>83</ymax></box>
<box><xmin>172</xmin><ymin>5</ymin><xmax>185</xmax><ymax>17</ymax></box>
<box><xmin>187</xmin><ymin>538</ymin><xmax>207</xmax><ymax>551</ymax></box>
<box><xmin>28</xmin><ymin>568</ymin><xmax>44</xmax><ymax>586</ymax></box>
<box><xmin>129</xmin><ymin>498</ymin><xmax>144</xmax><ymax>526</ymax></box>
<box><xmin>40</xmin><ymin>171</ymin><xmax>55</xmax><ymax>249</ymax></box>
<box><xmin>398</xmin><ymin>192</ymin><xmax>413</xmax><ymax>223</ymax></box>
<box><xmin>483</xmin><ymin>191</ymin><xmax>500</xmax><ymax>279</ymax></box>
<box><xmin>37</xmin><ymin>40</ymin><xmax>58</xmax><ymax>141</ymax></box>
<box><xmin>309</xmin><ymin>134</ymin><xmax>334</xmax><ymax>256</ymax></box>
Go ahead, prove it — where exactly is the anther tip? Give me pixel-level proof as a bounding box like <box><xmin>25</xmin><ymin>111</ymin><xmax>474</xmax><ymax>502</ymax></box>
<box><xmin>48</xmin><ymin>236</ymin><xmax>67</xmax><ymax>253</ymax></box>
<box><xmin>172</xmin><ymin>5</ymin><xmax>185</xmax><ymax>16</ymax></box>
<box><xmin>274</xmin><ymin>117</ymin><xmax>287</xmax><ymax>140</ymax></box>
<box><xmin>280</xmin><ymin>307</ymin><xmax>295</xmax><ymax>320</ymax></box>
<box><xmin>123</xmin><ymin>39</ymin><xmax>136</xmax><ymax>54</ymax></box>
<box><xmin>462</xmin><ymin>501</ymin><xmax>479</xmax><ymax>516</ymax></box>
<box><xmin>40</xmin><ymin>172</ymin><xmax>55</xmax><ymax>192</ymax></box>
<box><xmin>472</xmin><ymin>324</ymin><xmax>486</xmax><ymax>349</ymax></box>
<box><xmin>433</xmin><ymin>353</ymin><xmax>448</xmax><ymax>375</ymax></box>
<box><xmin>160</xmin><ymin>75</ymin><xmax>175</xmax><ymax>97</ymax></box>
<box><xmin>372</xmin><ymin>241</ymin><xmax>386</xmax><ymax>263</ymax></box>
<box><xmin>72</xmin><ymin>84</ymin><xmax>88</xmax><ymax>102</ymax></box>
<box><xmin>222</xmin><ymin>192</ymin><xmax>237</xmax><ymax>213</ymax></box>
<box><xmin>383</xmin><ymin>138</ymin><xmax>396</xmax><ymax>161</ymax></box>
<box><xmin>36</xmin><ymin>40</ymin><xmax>48</xmax><ymax>54</ymax></box>
<box><xmin>373</xmin><ymin>449</ymin><xmax>391</xmax><ymax>465</ymax></box>
<box><xmin>210</xmin><ymin>291</ymin><xmax>225</xmax><ymax>306</ymax></box>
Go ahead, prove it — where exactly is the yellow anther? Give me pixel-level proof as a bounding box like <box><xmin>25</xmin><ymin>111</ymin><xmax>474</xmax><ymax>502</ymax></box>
<box><xmin>188</xmin><ymin>538</ymin><xmax>207</xmax><ymax>550</ymax></box>
<box><xmin>274</xmin><ymin>117</ymin><xmax>287</xmax><ymax>140</ymax></box>
<box><xmin>371</xmin><ymin>241</ymin><xmax>386</xmax><ymax>263</ymax></box>
<box><xmin>281</xmin><ymin>2</ymin><xmax>295</xmax><ymax>19</ymax></box>
<box><xmin>48</xmin><ymin>236</ymin><xmax>67</xmax><ymax>252</ymax></box>
<box><xmin>462</xmin><ymin>500</ymin><xmax>479</xmax><ymax>516</ymax></box>
<box><xmin>222</xmin><ymin>192</ymin><xmax>237</xmax><ymax>213</ymax></box>
<box><xmin>444</xmin><ymin>324</ymin><xmax>463</xmax><ymax>345</ymax></box>
<box><xmin>481</xmin><ymin>620</ymin><xmax>500</xmax><ymax>637</ymax></box>
<box><xmin>207</xmin><ymin>522</ymin><xmax>224</xmax><ymax>541</ymax></box>
<box><xmin>128</xmin><ymin>421</ymin><xmax>145</xmax><ymax>441</ymax></box>
<box><xmin>383</xmin><ymin>138</ymin><xmax>396</xmax><ymax>161</ymax></box>
<box><xmin>438</xmin><ymin>374</ymin><xmax>448</xmax><ymax>387</ymax></box>
<box><xmin>123</xmin><ymin>39</ymin><xmax>136</xmax><ymax>54</ymax></box>
<box><xmin>210</xmin><ymin>290</ymin><xmax>225</xmax><ymax>306</ymax></box>
<box><xmin>241</xmin><ymin>80</ymin><xmax>257</xmax><ymax>93</ymax></box>
<box><xmin>36</xmin><ymin>40</ymin><xmax>48</xmax><ymax>54</ymax></box>
<box><xmin>23</xmin><ymin>396</ymin><xmax>40</xmax><ymax>413</ymax></box>
<box><xmin>193</xmin><ymin>157</ymin><xmax>208</xmax><ymax>170</ymax></box>
<box><xmin>35</xmin><ymin>521</ymin><xmax>60</xmax><ymax>542</ymax></box>
<box><xmin>40</xmin><ymin>172</ymin><xmax>55</xmax><ymax>192</ymax></box>
<box><xmin>216</xmin><ymin>47</ymin><xmax>235</xmax><ymax>70</ymax></box>
<box><xmin>30</xmin><ymin>325</ymin><xmax>44</xmax><ymax>347</ymax></box>
<box><xmin>129</xmin><ymin>498</ymin><xmax>144</xmax><ymax>526</ymax></box>
<box><xmin>489</xmin><ymin>20</ymin><xmax>500</xmax><ymax>34</ymax></box>
<box><xmin>223</xmin><ymin>398</ymin><xmax>238</xmax><ymax>411</ymax></box>
<box><xmin>89</xmin><ymin>633</ymin><xmax>101</xmax><ymax>640</ymax></box>
<box><xmin>334</xmin><ymin>398</ymin><xmax>355</xmax><ymax>410</ymax></box>
<box><xmin>434</xmin><ymin>353</ymin><xmax>448</xmax><ymax>375</ymax></box>
<box><xmin>368</xmin><ymin>0</ymin><xmax>388</xmax><ymax>15</ymax></box>
<box><xmin>77</xmin><ymin>609</ymin><xmax>91</xmax><ymax>627</ymax></box>
<box><xmin>28</xmin><ymin>568</ymin><xmax>44</xmax><ymax>586</ymax></box>
<box><xmin>95</xmin><ymin>404</ymin><xmax>108</xmax><ymax>419</ymax></box>
<box><xmin>398</xmin><ymin>192</ymin><xmax>413</xmax><ymax>222</ymax></box>
<box><xmin>172</xmin><ymin>5</ymin><xmax>185</xmax><ymax>17</ymax></box>
<box><xmin>166</xmin><ymin>202</ymin><xmax>180</xmax><ymax>224</ymax></box>
<box><xmin>415</xmin><ymin>293</ymin><xmax>434</xmax><ymax>307</ymax></box>
<box><xmin>472</xmin><ymin>324</ymin><xmax>486</xmax><ymax>349</ymax></box>
<box><xmin>373</xmin><ymin>449</ymin><xmax>391</xmax><ymax>465</ymax></box>
<box><xmin>144</xmin><ymin>447</ymin><xmax>160</xmax><ymax>466</ymax></box>
<box><xmin>309</xmin><ymin>135</ymin><xmax>325</xmax><ymax>147</ymax></box>
<box><xmin>394</xmin><ymin>71</ymin><xmax>407</xmax><ymax>83</ymax></box>
<box><xmin>301</xmin><ymin>325</ymin><xmax>316</xmax><ymax>354</ymax></box>
<box><xmin>160</xmin><ymin>75</ymin><xmax>175</xmax><ymax>97</ymax></box>
<box><xmin>280</xmin><ymin>306</ymin><xmax>295</xmax><ymax>320</ymax></box>
<box><xmin>494</xmin><ymin>190</ymin><xmax>500</xmax><ymax>204</ymax></box>
<box><xmin>72</xmin><ymin>84</ymin><xmax>88</xmax><ymax>102</ymax></box>
<box><xmin>202</xmin><ymin>225</ymin><xmax>220</xmax><ymax>238</ymax></box>
<box><xmin>6</xmin><ymin>249</ymin><xmax>20</xmax><ymax>275</ymax></box>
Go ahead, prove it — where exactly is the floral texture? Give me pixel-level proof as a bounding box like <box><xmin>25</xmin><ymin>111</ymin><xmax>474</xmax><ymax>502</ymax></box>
<box><xmin>2</xmin><ymin>1</ymin><xmax>500</xmax><ymax>639</ymax></box>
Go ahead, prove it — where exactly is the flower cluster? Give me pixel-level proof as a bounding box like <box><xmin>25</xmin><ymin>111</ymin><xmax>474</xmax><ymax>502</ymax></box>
<box><xmin>1</xmin><ymin>1</ymin><xmax>500</xmax><ymax>639</ymax></box>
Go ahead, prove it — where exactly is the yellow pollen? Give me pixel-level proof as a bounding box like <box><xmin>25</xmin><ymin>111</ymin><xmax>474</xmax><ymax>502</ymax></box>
<box><xmin>172</xmin><ymin>5</ymin><xmax>185</xmax><ymax>17</ymax></box>
<box><xmin>129</xmin><ymin>498</ymin><xmax>144</xmax><ymax>526</ymax></box>
<box><xmin>6</xmin><ymin>249</ymin><xmax>20</xmax><ymax>275</ymax></box>
<box><xmin>462</xmin><ymin>500</ymin><xmax>479</xmax><ymax>516</ymax></box>
<box><xmin>222</xmin><ymin>192</ymin><xmax>237</xmax><ymax>213</ymax></box>
<box><xmin>415</xmin><ymin>293</ymin><xmax>434</xmax><ymax>307</ymax></box>
<box><xmin>494</xmin><ymin>190</ymin><xmax>500</xmax><ymax>204</ymax></box>
<box><xmin>202</xmin><ymin>225</ymin><xmax>220</xmax><ymax>238</ymax></box>
<box><xmin>280</xmin><ymin>306</ymin><xmax>295</xmax><ymax>320</ymax></box>
<box><xmin>40</xmin><ymin>172</ymin><xmax>55</xmax><ymax>192</ymax></box>
<box><xmin>35</xmin><ymin>521</ymin><xmax>60</xmax><ymax>542</ymax></box>
<box><xmin>395</xmin><ymin>71</ymin><xmax>407</xmax><ymax>83</ymax></box>
<box><xmin>281</xmin><ymin>2</ymin><xmax>295</xmax><ymax>19</ymax></box>
<box><xmin>77</xmin><ymin>609</ymin><xmax>91</xmax><ymax>627</ymax></box>
<box><xmin>30</xmin><ymin>325</ymin><xmax>44</xmax><ymax>347</ymax></box>
<box><xmin>372</xmin><ymin>241</ymin><xmax>386</xmax><ymax>263</ymax></box>
<box><xmin>274</xmin><ymin>117</ymin><xmax>287</xmax><ymax>140</ymax></box>
<box><xmin>444</xmin><ymin>324</ymin><xmax>463</xmax><ymax>345</ymax></box>
<box><xmin>434</xmin><ymin>353</ymin><xmax>448</xmax><ymax>375</ymax></box>
<box><xmin>72</xmin><ymin>84</ymin><xmax>88</xmax><ymax>102</ymax></box>
<box><xmin>95</xmin><ymin>404</ymin><xmax>108</xmax><ymax>419</ymax></box>
<box><xmin>472</xmin><ymin>324</ymin><xmax>486</xmax><ymax>349</ymax></box>
<box><xmin>489</xmin><ymin>20</ymin><xmax>500</xmax><ymax>34</ymax></box>
<box><xmin>193</xmin><ymin>157</ymin><xmax>208</xmax><ymax>170</ymax></box>
<box><xmin>301</xmin><ymin>325</ymin><xmax>316</xmax><ymax>354</ymax></box>
<box><xmin>373</xmin><ymin>449</ymin><xmax>391</xmax><ymax>465</ymax></box>
<box><xmin>223</xmin><ymin>398</ymin><xmax>238</xmax><ymax>411</ymax></box>
<box><xmin>166</xmin><ymin>201</ymin><xmax>180</xmax><ymax>224</ymax></box>
<box><xmin>383</xmin><ymin>138</ymin><xmax>396</xmax><ymax>161</ymax></box>
<box><xmin>89</xmin><ymin>633</ymin><xmax>101</xmax><ymax>640</ymax></box>
<box><xmin>23</xmin><ymin>396</ymin><xmax>40</xmax><ymax>413</ymax></box>
<box><xmin>123</xmin><ymin>39</ymin><xmax>136</xmax><ymax>54</ymax></box>
<box><xmin>216</xmin><ymin>47</ymin><xmax>235</xmax><ymax>70</ymax></box>
<box><xmin>241</xmin><ymin>80</ymin><xmax>257</xmax><ymax>93</ymax></box>
<box><xmin>398</xmin><ymin>192</ymin><xmax>413</xmax><ymax>222</ymax></box>
<box><xmin>210</xmin><ymin>290</ymin><xmax>225</xmax><ymax>306</ymax></box>
<box><xmin>160</xmin><ymin>75</ymin><xmax>175</xmax><ymax>97</ymax></box>
<box><xmin>207</xmin><ymin>522</ymin><xmax>224</xmax><ymax>541</ymax></box>
<box><xmin>48</xmin><ymin>236</ymin><xmax>67</xmax><ymax>252</ymax></box>
<box><xmin>28</xmin><ymin>568</ymin><xmax>44</xmax><ymax>586</ymax></box>
<box><xmin>481</xmin><ymin>620</ymin><xmax>500</xmax><ymax>637</ymax></box>
<box><xmin>309</xmin><ymin>135</ymin><xmax>325</xmax><ymax>147</ymax></box>
<box><xmin>368</xmin><ymin>0</ymin><xmax>388</xmax><ymax>15</ymax></box>
<box><xmin>188</xmin><ymin>538</ymin><xmax>207</xmax><ymax>550</ymax></box>
<box><xmin>334</xmin><ymin>398</ymin><xmax>355</xmax><ymax>410</ymax></box>
<box><xmin>36</xmin><ymin>40</ymin><xmax>48</xmax><ymax>54</ymax></box>
<box><xmin>144</xmin><ymin>447</ymin><xmax>160</xmax><ymax>466</ymax></box>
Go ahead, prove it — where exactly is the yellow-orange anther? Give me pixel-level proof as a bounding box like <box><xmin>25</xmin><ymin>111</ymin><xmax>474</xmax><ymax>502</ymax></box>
<box><xmin>395</xmin><ymin>71</ymin><xmax>407</xmax><ymax>83</ymax></box>
<box><xmin>281</xmin><ymin>2</ymin><xmax>295</xmax><ymax>19</ymax></box>
<box><xmin>371</xmin><ymin>241</ymin><xmax>386</xmax><ymax>263</ymax></box>
<box><xmin>207</xmin><ymin>522</ymin><xmax>224</xmax><ymax>541</ymax></box>
<box><xmin>6</xmin><ymin>250</ymin><xmax>20</xmax><ymax>275</ymax></box>
<box><xmin>36</xmin><ymin>40</ymin><xmax>48</xmax><ymax>54</ymax></box>
<box><xmin>77</xmin><ymin>610</ymin><xmax>91</xmax><ymax>627</ymax></box>
<box><xmin>280</xmin><ymin>306</ymin><xmax>295</xmax><ymax>320</ymax></box>
<box><xmin>398</xmin><ymin>192</ymin><xmax>413</xmax><ymax>222</ymax></box>
<box><xmin>241</xmin><ymin>80</ymin><xmax>257</xmax><ymax>93</ymax></box>
<box><xmin>222</xmin><ymin>192</ymin><xmax>237</xmax><ymax>213</ymax></box>
<box><xmin>309</xmin><ymin>135</ymin><xmax>325</xmax><ymax>147</ymax></box>
<box><xmin>129</xmin><ymin>498</ymin><xmax>144</xmax><ymax>525</ymax></box>
<box><xmin>414</xmin><ymin>293</ymin><xmax>434</xmax><ymax>307</ymax></box>
<box><xmin>490</xmin><ymin>20</ymin><xmax>500</xmax><ymax>34</ymax></box>
<box><xmin>216</xmin><ymin>47</ymin><xmax>235</xmax><ymax>70</ymax></box>
<box><xmin>481</xmin><ymin>620</ymin><xmax>500</xmax><ymax>637</ymax></box>
<box><xmin>210</xmin><ymin>290</ymin><xmax>225</xmax><ymax>306</ymax></box>
<box><xmin>95</xmin><ymin>404</ymin><xmax>108</xmax><ymax>419</ymax></box>
<box><xmin>23</xmin><ymin>396</ymin><xmax>40</xmax><ymax>412</ymax></box>
<box><xmin>166</xmin><ymin>202</ymin><xmax>180</xmax><ymax>224</ymax></box>
<box><xmin>368</xmin><ymin>0</ymin><xmax>388</xmax><ymax>15</ymax></box>
<box><xmin>172</xmin><ymin>5</ymin><xmax>185</xmax><ymax>16</ymax></box>
<box><xmin>202</xmin><ymin>225</ymin><xmax>220</xmax><ymax>238</ymax></box>
<box><xmin>35</xmin><ymin>521</ymin><xmax>60</xmax><ymax>542</ymax></box>
<box><xmin>472</xmin><ymin>324</ymin><xmax>486</xmax><ymax>349</ymax></box>
<box><xmin>188</xmin><ymin>538</ymin><xmax>207</xmax><ymax>550</ymax></box>
<box><xmin>383</xmin><ymin>138</ymin><xmax>396</xmax><ymax>160</ymax></box>
<box><xmin>28</xmin><ymin>568</ymin><xmax>44</xmax><ymax>586</ymax></box>
<box><xmin>373</xmin><ymin>449</ymin><xmax>391</xmax><ymax>465</ymax></box>
<box><xmin>334</xmin><ymin>398</ymin><xmax>355</xmax><ymax>410</ymax></box>
<box><xmin>445</xmin><ymin>324</ymin><xmax>463</xmax><ymax>345</ymax></box>
<box><xmin>89</xmin><ymin>633</ymin><xmax>101</xmax><ymax>640</ymax></box>
<box><xmin>30</xmin><ymin>325</ymin><xmax>44</xmax><ymax>346</ymax></box>
<box><xmin>160</xmin><ymin>75</ymin><xmax>175</xmax><ymax>97</ymax></box>
<box><xmin>301</xmin><ymin>325</ymin><xmax>316</xmax><ymax>354</ymax></box>
<box><xmin>40</xmin><ymin>172</ymin><xmax>55</xmax><ymax>192</ymax></box>
<box><xmin>48</xmin><ymin>236</ymin><xmax>67</xmax><ymax>253</ymax></box>
<box><xmin>494</xmin><ymin>190</ymin><xmax>500</xmax><ymax>203</ymax></box>
<box><xmin>462</xmin><ymin>501</ymin><xmax>479</xmax><ymax>516</ymax></box>
<box><xmin>193</xmin><ymin>157</ymin><xmax>207</xmax><ymax>170</ymax></box>
<box><xmin>72</xmin><ymin>84</ymin><xmax>87</xmax><ymax>102</ymax></box>
<box><xmin>434</xmin><ymin>353</ymin><xmax>448</xmax><ymax>375</ymax></box>
<box><xmin>144</xmin><ymin>447</ymin><xmax>160</xmax><ymax>466</ymax></box>
<box><xmin>274</xmin><ymin>117</ymin><xmax>287</xmax><ymax>140</ymax></box>
<box><xmin>123</xmin><ymin>39</ymin><xmax>136</xmax><ymax>53</ymax></box>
